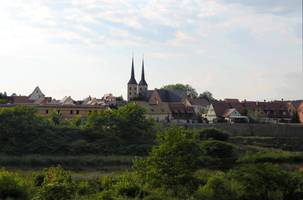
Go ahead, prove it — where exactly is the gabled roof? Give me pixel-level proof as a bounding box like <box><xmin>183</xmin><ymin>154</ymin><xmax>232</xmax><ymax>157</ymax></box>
<box><xmin>28</xmin><ymin>86</ymin><xmax>45</xmax><ymax>100</ymax></box>
<box><xmin>12</xmin><ymin>96</ymin><xmax>34</xmax><ymax>104</ymax></box>
<box><xmin>224</xmin><ymin>98</ymin><xmax>240</xmax><ymax>103</ymax></box>
<box><xmin>188</xmin><ymin>98</ymin><xmax>210</xmax><ymax>107</ymax></box>
<box><xmin>135</xmin><ymin>101</ymin><xmax>171</xmax><ymax>114</ymax></box>
<box><xmin>59</xmin><ymin>96</ymin><xmax>75</xmax><ymax>105</ymax></box>
<box><xmin>168</xmin><ymin>102</ymin><xmax>194</xmax><ymax>114</ymax></box>
<box><xmin>289</xmin><ymin>100</ymin><xmax>303</xmax><ymax>109</ymax></box>
<box><xmin>211</xmin><ymin>101</ymin><xmax>231</xmax><ymax>117</ymax></box>
<box><xmin>223</xmin><ymin>108</ymin><xmax>238</xmax><ymax>118</ymax></box>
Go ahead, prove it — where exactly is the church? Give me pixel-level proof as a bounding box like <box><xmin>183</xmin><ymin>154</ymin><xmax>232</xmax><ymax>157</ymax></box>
<box><xmin>127</xmin><ymin>57</ymin><xmax>148</xmax><ymax>101</ymax></box>
<box><xmin>127</xmin><ymin>57</ymin><xmax>197</xmax><ymax>123</ymax></box>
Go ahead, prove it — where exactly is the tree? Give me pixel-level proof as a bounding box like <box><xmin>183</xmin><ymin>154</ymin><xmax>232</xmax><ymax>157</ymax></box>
<box><xmin>161</xmin><ymin>83</ymin><xmax>198</xmax><ymax>98</ymax></box>
<box><xmin>49</xmin><ymin>111</ymin><xmax>63</xmax><ymax>126</ymax></box>
<box><xmin>134</xmin><ymin>126</ymin><xmax>201</xmax><ymax>196</ymax></box>
<box><xmin>198</xmin><ymin>91</ymin><xmax>215</xmax><ymax>102</ymax></box>
<box><xmin>0</xmin><ymin>169</ymin><xmax>29</xmax><ymax>200</ymax></box>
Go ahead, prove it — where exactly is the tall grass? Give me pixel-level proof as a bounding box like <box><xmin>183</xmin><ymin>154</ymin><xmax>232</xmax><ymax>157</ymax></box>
<box><xmin>0</xmin><ymin>155</ymin><xmax>137</xmax><ymax>170</ymax></box>
<box><xmin>237</xmin><ymin>150</ymin><xmax>303</xmax><ymax>164</ymax></box>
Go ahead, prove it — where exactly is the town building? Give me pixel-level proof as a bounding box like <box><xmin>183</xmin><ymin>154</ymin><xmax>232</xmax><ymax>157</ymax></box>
<box><xmin>127</xmin><ymin>58</ymin><xmax>196</xmax><ymax>123</ymax></box>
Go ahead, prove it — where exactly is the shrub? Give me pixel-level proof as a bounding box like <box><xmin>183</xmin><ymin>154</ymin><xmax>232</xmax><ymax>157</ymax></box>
<box><xmin>134</xmin><ymin>126</ymin><xmax>201</xmax><ymax>197</ymax></box>
<box><xmin>0</xmin><ymin>169</ymin><xmax>29</xmax><ymax>200</ymax></box>
<box><xmin>199</xmin><ymin>128</ymin><xmax>229</xmax><ymax>141</ymax></box>
<box><xmin>200</xmin><ymin>140</ymin><xmax>237</xmax><ymax>169</ymax></box>
<box><xmin>227</xmin><ymin>163</ymin><xmax>298</xmax><ymax>200</ymax></box>
<box><xmin>34</xmin><ymin>166</ymin><xmax>76</xmax><ymax>200</ymax></box>
<box><xmin>194</xmin><ymin>174</ymin><xmax>241</xmax><ymax>200</ymax></box>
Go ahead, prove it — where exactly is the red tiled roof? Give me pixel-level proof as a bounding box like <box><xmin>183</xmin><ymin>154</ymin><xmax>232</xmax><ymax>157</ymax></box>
<box><xmin>12</xmin><ymin>96</ymin><xmax>34</xmax><ymax>104</ymax></box>
<box><xmin>188</xmin><ymin>98</ymin><xmax>210</xmax><ymax>107</ymax></box>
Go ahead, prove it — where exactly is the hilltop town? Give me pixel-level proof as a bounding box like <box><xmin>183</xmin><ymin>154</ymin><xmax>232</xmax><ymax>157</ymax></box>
<box><xmin>1</xmin><ymin>58</ymin><xmax>303</xmax><ymax>124</ymax></box>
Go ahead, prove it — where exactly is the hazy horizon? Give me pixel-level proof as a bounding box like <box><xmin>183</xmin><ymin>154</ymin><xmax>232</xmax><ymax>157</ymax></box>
<box><xmin>0</xmin><ymin>0</ymin><xmax>302</xmax><ymax>101</ymax></box>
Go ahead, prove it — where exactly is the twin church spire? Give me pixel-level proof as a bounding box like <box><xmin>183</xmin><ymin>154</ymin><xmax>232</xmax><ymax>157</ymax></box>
<box><xmin>127</xmin><ymin>56</ymin><xmax>148</xmax><ymax>101</ymax></box>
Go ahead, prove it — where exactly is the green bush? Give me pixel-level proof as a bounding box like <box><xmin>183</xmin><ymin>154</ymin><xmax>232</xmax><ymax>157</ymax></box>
<box><xmin>199</xmin><ymin>128</ymin><xmax>229</xmax><ymax>141</ymax></box>
<box><xmin>0</xmin><ymin>169</ymin><xmax>29</xmax><ymax>200</ymax></box>
<box><xmin>134</xmin><ymin>126</ymin><xmax>201</xmax><ymax>197</ymax></box>
<box><xmin>227</xmin><ymin>163</ymin><xmax>302</xmax><ymax>200</ymax></box>
<box><xmin>194</xmin><ymin>174</ymin><xmax>241</xmax><ymax>200</ymax></box>
<box><xmin>200</xmin><ymin>140</ymin><xmax>237</xmax><ymax>169</ymax></box>
<box><xmin>33</xmin><ymin>166</ymin><xmax>76</xmax><ymax>200</ymax></box>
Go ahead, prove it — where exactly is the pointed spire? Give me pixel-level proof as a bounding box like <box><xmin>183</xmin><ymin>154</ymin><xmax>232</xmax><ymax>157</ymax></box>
<box><xmin>128</xmin><ymin>56</ymin><xmax>137</xmax><ymax>84</ymax></box>
<box><xmin>139</xmin><ymin>56</ymin><xmax>148</xmax><ymax>86</ymax></box>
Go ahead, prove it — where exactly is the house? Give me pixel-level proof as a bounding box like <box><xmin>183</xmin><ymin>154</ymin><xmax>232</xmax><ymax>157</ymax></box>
<box><xmin>28</xmin><ymin>86</ymin><xmax>45</xmax><ymax>100</ymax></box>
<box><xmin>185</xmin><ymin>98</ymin><xmax>210</xmax><ymax>115</ymax></box>
<box><xmin>206</xmin><ymin>101</ymin><xmax>248</xmax><ymax>123</ymax></box>
<box><xmin>134</xmin><ymin>101</ymin><xmax>172</xmax><ymax>122</ymax></box>
<box><xmin>168</xmin><ymin>102</ymin><xmax>195</xmax><ymax>123</ymax></box>
<box><xmin>297</xmin><ymin>102</ymin><xmax>303</xmax><ymax>123</ymax></box>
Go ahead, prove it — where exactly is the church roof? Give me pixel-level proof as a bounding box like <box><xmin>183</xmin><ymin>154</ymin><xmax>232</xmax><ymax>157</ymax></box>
<box><xmin>139</xmin><ymin>59</ymin><xmax>147</xmax><ymax>86</ymax></box>
<box><xmin>156</xmin><ymin>89</ymin><xmax>183</xmax><ymax>102</ymax></box>
<box><xmin>128</xmin><ymin>57</ymin><xmax>137</xmax><ymax>84</ymax></box>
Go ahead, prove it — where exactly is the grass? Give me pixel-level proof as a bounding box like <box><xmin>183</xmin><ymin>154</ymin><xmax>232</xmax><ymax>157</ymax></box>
<box><xmin>230</xmin><ymin>136</ymin><xmax>303</xmax><ymax>151</ymax></box>
<box><xmin>237</xmin><ymin>150</ymin><xmax>303</xmax><ymax>164</ymax></box>
<box><xmin>0</xmin><ymin>155</ymin><xmax>137</xmax><ymax>170</ymax></box>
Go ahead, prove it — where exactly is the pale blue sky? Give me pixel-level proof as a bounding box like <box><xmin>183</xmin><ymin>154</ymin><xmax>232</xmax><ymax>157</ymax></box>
<box><xmin>0</xmin><ymin>0</ymin><xmax>302</xmax><ymax>101</ymax></box>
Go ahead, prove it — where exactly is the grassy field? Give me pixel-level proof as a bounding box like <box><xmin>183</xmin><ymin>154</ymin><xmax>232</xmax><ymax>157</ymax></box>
<box><xmin>0</xmin><ymin>155</ymin><xmax>137</xmax><ymax>171</ymax></box>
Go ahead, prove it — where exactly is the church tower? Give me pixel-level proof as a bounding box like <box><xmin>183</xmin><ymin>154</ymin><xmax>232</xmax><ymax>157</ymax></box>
<box><xmin>127</xmin><ymin>57</ymin><xmax>138</xmax><ymax>101</ymax></box>
<box><xmin>138</xmin><ymin>58</ymin><xmax>148</xmax><ymax>97</ymax></box>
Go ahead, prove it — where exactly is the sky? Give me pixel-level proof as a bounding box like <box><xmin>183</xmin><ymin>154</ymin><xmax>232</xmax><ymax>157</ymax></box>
<box><xmin>0</xmin><ymin>0</ymin><xmax>302</xmax><ymax>101</ymax></box>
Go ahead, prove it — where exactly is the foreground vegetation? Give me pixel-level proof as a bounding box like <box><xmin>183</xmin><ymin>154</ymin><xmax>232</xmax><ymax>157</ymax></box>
<box><xmin>1</xmin><ymin>126</ymin><xmax>302</xmax><ymax>200</ymax></box>
<box><xmin>0</xmin><ymin>105</ymin><xmax>155</xmax><ymax>156</ymax></box>
<box><xmin>0</xmin><ymin>106</ymin><xmax>303</xmax><ymax>199</ymax></box>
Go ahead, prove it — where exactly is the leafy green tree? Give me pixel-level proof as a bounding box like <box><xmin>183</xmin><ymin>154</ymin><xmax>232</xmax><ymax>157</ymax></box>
<box><xmin>198</xmin><ymin>91</ymin><xmax>215</xmax><ymax>102</ymax></box>
<box><xmin>49</xmin><ymin>111</ymin><xmax>63</xmax><ymax>126</ymax></box>
<box><xmin>227</xmin><ymin>164</ymin><xmax>290</xmax><ymax>200</ymax></box>
<box><xmin>161</xmin><ymin>83</ymin><xmax>198</xmax><ymax>98</ymax></box>
<box><xmin>0</xmin><ymin>169</ymin><xmax>29</xmax><ymax>200</ymax></box>
<box><xmin>69</xmin><ymin>115</ymin><xmax>83</xmax><ymax>128</ymax></box>
<box><xmin>134</xmin><ymin>126</ymin><xmax>201</xmax><ymax>196</ymax></box>
<box><xmin>200</xmin><ymin>140</ymin><xmax>237</xmax><ymax>169</ymax></box>
<box><xmin>86</xmin><ymin>104</ymin><xmax>155</xmax><ymax>143</ymax></box>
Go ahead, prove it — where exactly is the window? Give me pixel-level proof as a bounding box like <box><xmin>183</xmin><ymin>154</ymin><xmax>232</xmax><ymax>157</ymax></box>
<box><xmin>76</xmin><ymin>110</ymin><xmax>80</xmax><ymax>115</ymax></box>
<box><xmin>70</xmin><ymin>110</ymin><xmax>74</xmax><ymax>115</ymax></box>
<box><xmin>45</xmin><ymin>110</ymin><xmax>48</xmax><ymax>114</ymax></box>
<box><xmin>129</xmin><ymin>92</ymin><xmax>132</xmax><ymax>95</ymax></box>
<box><xmin>89</xmin><ymin>110</ymin><xmax>92</xmax><ymax>113</ymax></box>
<box><xmin>57</xmin><ymin>110</ymin><xmax>60</xmax><ymax>114</ymax></box>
